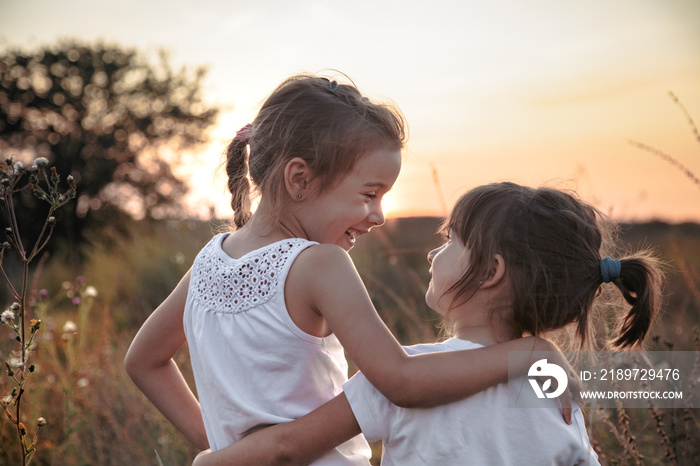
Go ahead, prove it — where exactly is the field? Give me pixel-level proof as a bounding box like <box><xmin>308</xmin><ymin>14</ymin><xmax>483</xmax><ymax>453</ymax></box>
<box><xmin>1</xmin><ymin>216</ymin><xmax>699</xmax><ymax>465</ymax></box>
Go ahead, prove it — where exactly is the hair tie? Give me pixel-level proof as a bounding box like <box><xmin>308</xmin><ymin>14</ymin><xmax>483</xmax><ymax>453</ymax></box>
<box><xmin>235</xmin><ymin>124</ymin><xmax>251</xmax><ymax>144</ymax></box>
<box><xmin>329</xmin><ymin>80</ymin><xmax>339</xmax><ymax>92</ymax></box>
<box><xmin>600</xmin><ymin>257</ymin><xmax>621</xmax><ymax>283</ymax></box>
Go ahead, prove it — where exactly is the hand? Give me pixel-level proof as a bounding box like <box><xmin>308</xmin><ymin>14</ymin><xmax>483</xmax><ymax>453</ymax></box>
<box><xmin>532</xmin><ymin>338</ymin><xmax>575</xmax><ymax>425</ymax></box>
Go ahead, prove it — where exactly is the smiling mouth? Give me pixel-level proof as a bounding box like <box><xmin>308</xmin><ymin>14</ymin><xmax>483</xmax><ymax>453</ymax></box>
<box><xmin>345</xmin><ymin>231</ymin><xmax>357</xmax><ymax>244</ymax></box>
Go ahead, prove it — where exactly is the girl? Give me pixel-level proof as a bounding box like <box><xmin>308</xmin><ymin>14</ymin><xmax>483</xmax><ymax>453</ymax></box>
<box><xmin>193</xmin><ymin>182</ymin><xmax>663</xmax><ymax>465</ymax></box>
<box><xmin>124</xmin><ymin>76</ymin><xmax>567</xmax><ymax>464</ymax></box>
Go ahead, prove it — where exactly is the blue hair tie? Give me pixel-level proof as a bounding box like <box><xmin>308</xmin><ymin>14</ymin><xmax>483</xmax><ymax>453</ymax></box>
<box><xmin>600</xmin><ymin>257</ymin><xmax>621</xmax><ymax>283</ymax></box>
<box><xmin>329</xmin><ymin>80</ymin><xmax>339</xmax><ymax>92</ymax></box>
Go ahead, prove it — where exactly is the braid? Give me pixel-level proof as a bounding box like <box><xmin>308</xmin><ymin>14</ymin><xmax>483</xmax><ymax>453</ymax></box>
<box><xmin>225</xmin><ymin>135</ymin><xmax>252</xmax><ymax>229</ymax></box>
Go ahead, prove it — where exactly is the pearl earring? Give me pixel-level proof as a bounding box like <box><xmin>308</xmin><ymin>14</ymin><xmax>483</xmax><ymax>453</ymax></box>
<box><xmin>296</xmin><ymin>193</ymin><xmax>303</xmax><ymax>200</ymax></box>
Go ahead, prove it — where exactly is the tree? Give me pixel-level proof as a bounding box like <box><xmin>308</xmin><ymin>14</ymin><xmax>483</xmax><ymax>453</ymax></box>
<box><xmin>0</xmin><ymin>41</ymin><xmax>219</xmax><ymax>248</ymax></box>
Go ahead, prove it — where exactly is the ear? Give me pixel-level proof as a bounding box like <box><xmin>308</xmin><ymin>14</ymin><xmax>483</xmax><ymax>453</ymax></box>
<box><xmin>284</xmin><ymin>158</ymin><xmax>313</xmax><ymax>200</ymax></box>
<box><xmin>481</xmin><ymin>254</ymin><xmax>506</xmax><ymax>288</ymax></box>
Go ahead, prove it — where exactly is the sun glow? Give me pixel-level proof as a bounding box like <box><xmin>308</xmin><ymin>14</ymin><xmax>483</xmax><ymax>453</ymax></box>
<box><xmin>381</xmin><ymin>195</ymin><xmax>397</xmax><ymax>219</ymax></box>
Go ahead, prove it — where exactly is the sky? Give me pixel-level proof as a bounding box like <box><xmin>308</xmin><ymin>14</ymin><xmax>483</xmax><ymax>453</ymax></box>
<box><xmin>2</xmin><ymin>0</ymin><xmax>700</xmax><ymax>222</ymax></box>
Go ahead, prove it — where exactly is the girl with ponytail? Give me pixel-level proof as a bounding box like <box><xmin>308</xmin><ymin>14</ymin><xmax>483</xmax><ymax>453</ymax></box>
<box><xmin>194</xmin><ymin>182</ymin><xmax>663</xmax><ymax>465</ymax></box>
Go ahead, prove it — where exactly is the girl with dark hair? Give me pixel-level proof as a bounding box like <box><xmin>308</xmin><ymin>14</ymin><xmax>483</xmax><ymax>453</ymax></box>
<box><xmin>193</xmin><ymin>182</ymin><xmax>663</xmax><ymax>465</ymax></box>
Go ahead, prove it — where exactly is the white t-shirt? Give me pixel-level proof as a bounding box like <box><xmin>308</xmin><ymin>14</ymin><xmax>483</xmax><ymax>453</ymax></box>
<box><xmin>344</xmin><ymin>338</ymin><xmax>600</xmax><ymax>466</ymax></box>
<box><xmin>184</xmin><ymin>234</ymin><xmax>371</xmax><ymax>465</ymax></box>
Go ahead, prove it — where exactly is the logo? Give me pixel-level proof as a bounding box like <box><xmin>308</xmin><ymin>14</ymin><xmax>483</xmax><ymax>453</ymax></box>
<box><xmin>528</xmin><ymin>359</ymin><xmax>568</xmax><ymax>399</ymax></box>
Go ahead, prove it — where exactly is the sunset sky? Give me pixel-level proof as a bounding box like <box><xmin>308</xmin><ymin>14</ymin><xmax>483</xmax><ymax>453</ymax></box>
<box><xmin>2</xmin><ymin>0</ymin><xmax>699</xmax><ymax>222</ymax></box>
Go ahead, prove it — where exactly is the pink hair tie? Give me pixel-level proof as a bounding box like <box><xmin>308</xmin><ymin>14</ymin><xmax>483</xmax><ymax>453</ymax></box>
<box><xmin>235</xmin><ymin>123</ymin><xmax>251</xmax><ymax>144</ymax></box>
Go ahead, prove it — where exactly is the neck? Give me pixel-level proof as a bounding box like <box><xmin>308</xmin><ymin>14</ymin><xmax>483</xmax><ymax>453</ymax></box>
<box><xmin>453</xmin><ymin>319</ymin><xmax>517</xmax><ymax>346</ymax></box>
<box><xmin>246</xmin><ymin>199</ymin><xmax>308</xmax><ymax>242</ymax></box>
<box><xmin>448</xmin><ymin>294</ymin><xmax>518</xmax><ymax>346</ymax></box>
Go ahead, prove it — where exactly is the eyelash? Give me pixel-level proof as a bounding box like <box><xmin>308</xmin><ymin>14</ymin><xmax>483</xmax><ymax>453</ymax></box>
<box><xmin>364</xmin><ymin>193</ymin><xmax>378</xmax><ymax>200</ymax></box>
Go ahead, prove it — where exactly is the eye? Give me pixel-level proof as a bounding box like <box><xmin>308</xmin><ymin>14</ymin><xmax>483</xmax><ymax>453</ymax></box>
<box><xmin>363</xmin><ymin>193</ymin><xmax>377</xmax><ymax>200</ymax></box>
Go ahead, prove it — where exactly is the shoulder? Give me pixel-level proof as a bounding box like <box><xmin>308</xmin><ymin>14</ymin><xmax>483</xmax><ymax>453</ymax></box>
<box><xmin>287</xmin><ymin>244</ymin><xmax>362</xmax><ymax>297</ymax></box>
<box><xmin>293</xmin><ymin>243</ymin><xmax>355</xmax><ymax>274</ymax></box>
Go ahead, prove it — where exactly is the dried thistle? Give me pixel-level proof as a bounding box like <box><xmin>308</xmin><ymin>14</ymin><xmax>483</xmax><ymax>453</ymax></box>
<box><xmin>0</xmin><ymin>155</ymin><xmax>76</xmax><ymax>465</ymax></box>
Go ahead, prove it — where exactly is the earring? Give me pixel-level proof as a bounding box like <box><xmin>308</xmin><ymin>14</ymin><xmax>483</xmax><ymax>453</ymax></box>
<box><xmin>296</xmin><ymin>193</ymin><xmax>303</xmax><ymax>200</ymax></box>
<box><xmin>478</xmin><ymin>280</ymin><xmax>484</xmax><ymax>287</ymax></box>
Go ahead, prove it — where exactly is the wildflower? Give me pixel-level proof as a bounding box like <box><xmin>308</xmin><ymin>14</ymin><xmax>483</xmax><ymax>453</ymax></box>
<box><xmin>72</xmin><ymin>297</ymin><xmax>81</xmax><ymax>305</ymax></box>
<box><xmin>1</xmin><ymin>395</ymin><xmax>12</xmax><ymax>404</ymax></box>
<box><xmin>36</xmin><ymin>417</ymin><xmax>47</xmax><ymax>427</ymax></box>
<box><xmin>84</xmin><ymin>286</ymin><xmax>98</xmax><ymax>297</ymax></box>
<box><xmin>39</xmin><ymin>289</ymin><xmax>49</xmax><ymax>299</ymax></box>
<box><xmin>33</xmin><ymin>157</ymin><xmax>49</xmax><ymax>168</ymax></box>
<box><xmin>18</xmin><ymin>422</ymin><xmax>26</xmax><ymax>436</ymax></box>
<box><xmin>77</xmin><ymin>378</ymin><xmax>89</xmax><ymax>388</ymax></box>
<box><xmin>30</xmin><ymin>319</ymin><xmax>41</xmax><ymax>332</ymax></box>
<box><xmin>1</xmin><ymin>309</ymin><xmax>14</xmax><ymax>323</ymax></box>
<box><xmin>13</xmin><ymin>161</ymin><xmax>24</xmax><ymax>174</ymax></box>
<box><xmin>9</xmin><ymin>358</ymin><xmax>24</xmax><ymax>369</ymax></box>
<box><xmin>62</xmin><ymin>320</ymin><xmax>78</xmax><ymax>333</ymax></box>
<box><xmin>29</xmin><ymin>365</ymin><xmax>35</xmax><ymax>373</ymax></box>
<box><xmin>10</xmin><ymin>303</ymin><xmax>19</xmax><ymax>312</ymax></box>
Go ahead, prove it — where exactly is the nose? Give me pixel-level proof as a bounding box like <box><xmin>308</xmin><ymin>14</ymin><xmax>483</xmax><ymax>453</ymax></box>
<box><xmin>367</xmin><ymin>202</ymin><xmax>386</xmax><ymax>227</ymax></box>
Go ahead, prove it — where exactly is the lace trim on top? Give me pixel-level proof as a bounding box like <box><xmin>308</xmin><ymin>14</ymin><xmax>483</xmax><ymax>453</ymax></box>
<box><xmin>190</xmin><ymin>237</ymin><xmax>309</xmax><ymax>314</ymax></box>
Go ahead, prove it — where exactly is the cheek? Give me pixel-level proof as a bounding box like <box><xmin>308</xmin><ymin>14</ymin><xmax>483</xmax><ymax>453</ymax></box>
<box><xmin>426</xmin><ymin>270</ymin><xmax>449</xmax><ymax>305</ymax></box>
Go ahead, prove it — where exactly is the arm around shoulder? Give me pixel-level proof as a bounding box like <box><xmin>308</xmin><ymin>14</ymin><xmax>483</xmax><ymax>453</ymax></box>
<box><xmin>293</xmin><ymin>244</ymin><xmax>414</xmax><ymax>405</ymax></box>
<box><xmin>300</xmin><ymin>248</ymin><xmax>565</xmax><ymax>408</ymax></box>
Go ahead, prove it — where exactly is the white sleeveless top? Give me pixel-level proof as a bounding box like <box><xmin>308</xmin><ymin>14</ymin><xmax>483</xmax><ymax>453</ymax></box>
<box><xmin>184</xmin><ymin>234</ymin><xmax>371</xmax><ymax>464</ymax></box>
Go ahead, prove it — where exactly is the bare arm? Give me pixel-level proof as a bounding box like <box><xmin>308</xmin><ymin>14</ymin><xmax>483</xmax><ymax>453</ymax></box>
<box><xmin>124</xmin><ymin>269</ymin><xmax>209</xmax><ymax>450</ymax></box>
<box><xmin>295</xmin><ymin>245</ymin><xmax>565</xmax><ymax>412</ymax></box>
<box><xmin>192</xmin><ymin>394</ymin><xmax>360</xmax><ymax>466</ymax></box>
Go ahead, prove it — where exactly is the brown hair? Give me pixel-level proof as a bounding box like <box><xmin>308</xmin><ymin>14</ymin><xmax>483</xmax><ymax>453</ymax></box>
<box><xmin>225</xmin><ymin>74</ymin><xmax>407</xmax><ymax>228</ymax></box>
<box><xmin>442</xmin><ymin>182</ymin><xmax>663</xmax><ymax>349</ymax></box>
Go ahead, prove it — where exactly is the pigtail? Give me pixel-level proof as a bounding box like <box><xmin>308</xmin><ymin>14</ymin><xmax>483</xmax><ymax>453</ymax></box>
<box><xmin>225</xmin><ymin>125</ymin><xmax>253</xmax><ymax>229</ymax></box>
<box><xmin>609</xmin><ymin>253</ymin><xmax>664</xmax><ymax>348</ymax></box>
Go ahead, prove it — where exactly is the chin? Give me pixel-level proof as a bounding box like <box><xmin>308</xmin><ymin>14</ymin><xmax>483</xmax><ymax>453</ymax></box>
<box><xmin>424</xmin><ymin>293</ymin><xmax>436</xmax><ymax>312</ymax></box>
